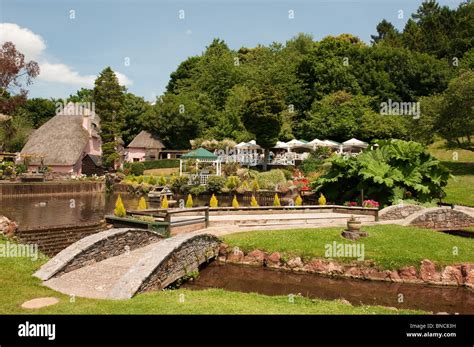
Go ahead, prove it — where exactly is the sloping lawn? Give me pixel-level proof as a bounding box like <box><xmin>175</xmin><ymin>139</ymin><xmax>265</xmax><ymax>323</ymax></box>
<box><xmin>0</xmin><ymin>237</ymin><xmax>420</xmax><ymax>314</ymax></box>
<box><xmin>427</xmin><ymin>140</ymin><xmax>474</xmax><ymax>206</ymax></box>
<box><xmin>222</xmin><ymin>225</ymin><xmax>474</xmax><ymax>270</ymax></box>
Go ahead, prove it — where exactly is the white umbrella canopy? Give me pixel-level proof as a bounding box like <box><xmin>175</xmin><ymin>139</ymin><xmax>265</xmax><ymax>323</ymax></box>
<box><xmin>286</xmin><ymin>139</ymin><xmax>306</xmax><ymax>148</ymax></box>
<box><xmin>246</xmin><ymin>140</ymin><xmax>261</xmax><ymax>149</ymax></box>
<box><xmin>322</xmin><ymin>140</ymin><xmax>341</xmax><ymax>147</ymax></box>
<box><xmin>273</xmin><ymin>141</ymin><xmax>289</xmax><ymax>149</ymax></box>
<box><xmin>234</xmin><ymin>142</ymin><xmax>248</xmax><ymax>149</ymax></box>
<box><xmin>342</xmin><ymin>138</ymin><xmax>368</xmax><ymax>148</ymax></box>
<box><xmin>235</xmin><ymin>140</ymin><xmax>261</xmax><ymax>150</ymax></box>
<box><xmin>308</xmin><ymin>138</ymin><xmax>326</xmax><ymax>147</ymax></box>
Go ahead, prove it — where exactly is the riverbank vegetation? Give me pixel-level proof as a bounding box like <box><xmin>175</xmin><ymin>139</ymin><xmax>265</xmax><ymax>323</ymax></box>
<box><xmin>0</xmin><ymin>237</ymin><xmax>421</xmax><ymax>314</ymax></box>
<box><xmin>222</xmin><ymin>225</ymin><xmax>474</xmax><ymax>270</ymax></box>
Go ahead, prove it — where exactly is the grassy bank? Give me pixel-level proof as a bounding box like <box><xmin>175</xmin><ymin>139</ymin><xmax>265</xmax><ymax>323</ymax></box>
<box><xmin>0</xmin><ymin>237</ymin><xmax>419</xmax><ymax>314</ymax></box>
<box><xmin>222</xmin><ymin>225</ymin><xmax>474</xmax><ymax>270</ymax></box>
<box><xmin>427</xmin><ymin>140</ymin><xmax>474</xmax><ymax>206</ymax></box>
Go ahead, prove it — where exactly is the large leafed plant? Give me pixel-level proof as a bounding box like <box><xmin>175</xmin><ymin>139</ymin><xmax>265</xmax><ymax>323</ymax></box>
<box><xmin>311</xmin><ymin>140</ymin><xmax>451</xmax><ymax>206</ymax></box>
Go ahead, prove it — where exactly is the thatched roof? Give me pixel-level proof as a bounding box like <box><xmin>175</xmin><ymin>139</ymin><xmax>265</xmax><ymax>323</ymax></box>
<box><xmin>128</xmin><ymin>131</ymin><xmax>165</xmax><ymax>149</ymax></box>
<box><xmin>20</xmin><ymin>114</ymin><xmax>89</xmax><ymax>166</ymax></box>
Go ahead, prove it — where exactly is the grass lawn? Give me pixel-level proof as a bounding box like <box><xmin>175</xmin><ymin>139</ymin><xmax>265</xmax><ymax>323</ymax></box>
<box><xmin>144</xmin><ymin>168</ymin><xmax>179</xmax><ymax>176</ymax></box>
<box><xmin>0</xmin><ymin>237</ymin><xmax>420</xmax><ymax>315</ymax></box>
<box><xmin>427</xmin><ymin>140</ymin><xmax>474</xmax><ymax>206</ymax></box>
<box><xmin>222</xmin><ymin>225</ymin><xmax>474</xmax><ymax>270</ymax></box>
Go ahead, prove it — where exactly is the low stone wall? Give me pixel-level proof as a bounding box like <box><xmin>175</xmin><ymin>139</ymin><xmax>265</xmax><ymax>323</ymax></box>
<box><xmin>14</xmin><ymin>221</ymin><xmax>106</xmax><ymax>257</ymax></box>
<box><xmin>378</xmin><ymin>204</ymin><xmax>425</xmax><ymax>221</ymax></box>
<box><xmin>107</xmin><ymin>233</ymin><xmax>221</xmax><ymax>299</ymax></box>
<box><xmin>217</xmin><ymin>245</ymin><xmax>474</xmax><ymax>288</ymax></box>
<box><xmin>402</xmin><ymin>207</ymin><xmax>474</xmax><ymax>230</ymax></box>
<box><xmin>0</xmin><ymin>181</ymin><xmax>104</xmax><ymax>197</ymax></box>
<box><xmin>35</xmin><ymin>228</ymin><xmax>163</xmax><ymax>281</ymax></box>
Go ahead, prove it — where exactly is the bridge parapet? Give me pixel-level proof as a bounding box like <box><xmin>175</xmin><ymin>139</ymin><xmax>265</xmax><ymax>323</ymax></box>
<box><xmin>108</xmin><ymin>233</ymin><xmax>221</xmax><ymax>299</ymax></box>
<box><xmin>34</xmin><ymin>228</ymin><xmax>163</xmax><ymax>281</ymax></box>
<box><xmin>402</xmin><ymin>207</ymin><xmax>474</xmax><ymax>230</ymax></box>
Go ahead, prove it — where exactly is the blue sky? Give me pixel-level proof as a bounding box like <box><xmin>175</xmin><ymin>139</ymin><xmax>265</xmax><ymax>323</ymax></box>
<box><xmin>0</xmin><ymin>0</ymin><xmax>462</xmax><ymax>101</ymax></box>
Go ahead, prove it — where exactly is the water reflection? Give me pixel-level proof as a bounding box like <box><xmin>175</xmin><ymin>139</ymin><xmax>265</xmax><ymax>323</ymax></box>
<box><xmin>0</xmin><ymin>193</ymin><xmax>142</xmax><ymax>228</ymax></box>
<box><xmin>185</xmin><ymin>262</ymin><xmax>474</xmax><ymax>314</ymax></box>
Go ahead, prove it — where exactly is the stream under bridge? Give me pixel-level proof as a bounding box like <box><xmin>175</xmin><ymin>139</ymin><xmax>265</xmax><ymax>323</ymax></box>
<box><xmin>34</xmin><ymin>228</ymin><xmax>221</xmax><ymax>299</ymax></box>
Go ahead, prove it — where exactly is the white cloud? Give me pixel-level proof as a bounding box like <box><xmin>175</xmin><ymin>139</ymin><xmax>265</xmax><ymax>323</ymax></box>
<box><xmin>115</xmin><ymin>71</ymin><xmax>133</xmax><ymax>87</ymax></box>
<box><xmin>0</xmin><ymin>23</ymin><xmax>46</xmax><ymax>60</ymax></box>
<box><xmin>0</xmin><ymin>23</ymin><xmax>132</xmax><ymax>87</ymax></box>
<box><xmin>39</xmin><ymin>62</ymin><xmax>96</xmax><ymax>85</ymax></box>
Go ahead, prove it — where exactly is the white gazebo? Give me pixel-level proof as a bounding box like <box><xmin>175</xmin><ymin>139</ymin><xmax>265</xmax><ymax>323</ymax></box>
<box><xmin>179</xmin><ymin>147</ymin><xmax>222</xmax><ymax>184</ymax></box>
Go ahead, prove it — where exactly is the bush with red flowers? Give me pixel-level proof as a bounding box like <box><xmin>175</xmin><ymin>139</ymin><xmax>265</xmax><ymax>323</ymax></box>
<box><xmin>362</xmin><ymin>199</ymin><xmax>379</xmax><ymax>208</ymax></box>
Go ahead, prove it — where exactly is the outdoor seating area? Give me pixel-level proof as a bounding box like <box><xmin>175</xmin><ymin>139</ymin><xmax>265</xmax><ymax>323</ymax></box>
<box><xmin>217</xmin><ymin>138</ymin><xmax>369</xmax><ymax>166</ymax></box>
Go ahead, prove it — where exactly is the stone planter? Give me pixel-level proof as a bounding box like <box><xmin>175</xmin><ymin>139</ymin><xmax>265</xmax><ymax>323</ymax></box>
<box><xmin>347</xmin><ymin>220</ymin><xmax>362</xmax><ymax>231</ymax></box>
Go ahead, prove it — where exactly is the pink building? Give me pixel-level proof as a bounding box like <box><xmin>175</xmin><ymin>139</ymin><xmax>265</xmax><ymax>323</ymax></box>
<box><xmin>126</xmin><ymin>131</ymin><xmax>165</xmax><ymax>162</ymax></box>
<box><xmin>20</xmin><ymin>103</ymin><xmax>103</xmax><ymax>175</ymax></box>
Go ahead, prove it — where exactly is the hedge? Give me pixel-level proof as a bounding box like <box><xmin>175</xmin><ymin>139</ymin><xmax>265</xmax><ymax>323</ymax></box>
<box><xmin>143</xmin><ymin>159</ymin><xmax>180</xmax><ymax>170</ymax></box>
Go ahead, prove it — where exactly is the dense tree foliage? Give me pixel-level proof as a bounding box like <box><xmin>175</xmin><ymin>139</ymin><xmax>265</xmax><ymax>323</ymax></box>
<box><xmin>374</xmin><ymin>0</ymin><xmax>473</xmax><ymax>60</ymax></box>
<box><xmin>6</xmin><ymin>1</ymin><xmax>472</xmax><ymax>157</ymax></box>
<box><xmin>144</xmin><ymin>1</ymin><xmax>471</xmax><ymax>148</ymax></box>
<box><xmin>239</xmin><ymin>87</ymin><xmax>285</xmax><ymax>170</ymax></box>
<box><xmin>93</xmin><ymin>67</ymin><xmax>125</xmax><ymax>169</ymax></box>
<box><xmin>16</xmin><ymin>98</ymin><xmax>57</xmax><ymax>128</ymax></box>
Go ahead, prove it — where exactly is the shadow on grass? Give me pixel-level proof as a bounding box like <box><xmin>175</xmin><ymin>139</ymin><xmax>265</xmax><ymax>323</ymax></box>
<box><xmin>441</xmin><ymin>161</ymin><xmax>474</xmax><ymax>175</ymax></box>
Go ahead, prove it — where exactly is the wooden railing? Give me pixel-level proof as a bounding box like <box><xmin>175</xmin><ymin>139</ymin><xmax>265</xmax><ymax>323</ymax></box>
<box><xmin>118</xmin><ymin>207</ymin><xmax>210</xmax><ymax>235</ymax></box>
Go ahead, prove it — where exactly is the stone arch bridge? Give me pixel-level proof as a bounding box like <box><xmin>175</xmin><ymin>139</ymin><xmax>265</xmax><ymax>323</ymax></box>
<box><xmin>35</xmin><ymin>228</ymin><xmax>221</xmax><ymax>299</ymax></box>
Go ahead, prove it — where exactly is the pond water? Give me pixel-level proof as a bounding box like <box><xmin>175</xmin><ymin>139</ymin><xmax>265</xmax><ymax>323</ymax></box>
<box><xmin>0</xmin><ymin>192</ymin><xmax>281</xmax><ymax>228</ymax></box>
<box><xmin>184</xmin><ymin>262</ymin><xmax>474</xmax><ymax>314</ymax></box>
<box><xmin>0</xmin><ymin>193</ymin><xmax>151</xmax><ymax>228</ymax></box>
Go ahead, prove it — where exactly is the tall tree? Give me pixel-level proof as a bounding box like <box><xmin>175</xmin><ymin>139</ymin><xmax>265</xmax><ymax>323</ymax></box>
<box><xmin>0</xmin><ymin>41</ymin><xmax>39</xmax><ymax>114</ymax></box>
<box><xmin>240</xmin><ymin>87</ymin><xmax>285</xmax><ymax>170</ymax></box>
<box><xmin>371</xmin><ymin>19</ymin><xmax>402</xmax><ymax>46</ymax></box>
<box><xmin>435</xmin><ymin>70</ymin><xmax>474</xmax><ymax>145</ymax></box>
<box><xmin>17</xmin><ymin>98</ymin><xmax>56</xmax><ymax>128</ymax></box>
<box><xmin>121</xmin><ymin>93</ymin><xmax>151</xmax><ymax>145</ymax></box>
<box><xmin>93</xmin><ymin>67</ymin><xmax>125</xmax><ymax>169</ymax></box>
<box><xmin>67</xmin><ymin>88</ymin><xmax>94</xmax><ymax>103</ymax></box>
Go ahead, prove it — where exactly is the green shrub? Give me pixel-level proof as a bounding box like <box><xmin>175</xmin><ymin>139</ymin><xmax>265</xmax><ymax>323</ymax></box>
<box><xmin>126</xmin><ymin>162</ymin><xmax>145</xmax><ymax>176</ymax></box>
<box><xmin>157</xmin><ymin>176</ymin><xmax>167</xmax><ymax>186</ymax></box>
<box><xmin>299</xmin><ymin>148</ymin><xmax>332</xmax><ymax>175</ymax></box>
<box><xmin>142</xmin><ymin>159</ymin><xmax>179</xmax><ymax>170</ymax></box>
<box><xmin>312</xmin><ymin>140</ymin><xmax>451</xmax><ymax>206</ymax></box>
<box><xmin>280</xmin><ymin>168</ymin><xmax>293</xmax><ymax>180</ymax></box>
<box><xmin>189</xmin><ymin>185</ymin><xmax>206</xmax><ymax>196</ymax></box>
<box><xmin>256</xmin><ymin>170</ymin><xmax>287</xmax><ymax>190</ymax></box>
<box><xmin>207</xmin><ymin>175</ymin><xmax>226</xmax><ymax>193</ymax></box>
<box><xmin>170</xmin><ymin>176</ymin><xmax>190</xmax><ymax>193</ymax></box>
<box><xmin>148</xmin><ymin>176</ymin><xmax>157</xmax><ymax>185</ymax></box>
<box><xmin>225</xmin><ymin>175</ymin><xmax>241</xmax><ymax>191</ymax></box>
<box><xmin>15</xmin><ymin>164</ymin><xmax>27</xmax><ymax>174</ymax></box>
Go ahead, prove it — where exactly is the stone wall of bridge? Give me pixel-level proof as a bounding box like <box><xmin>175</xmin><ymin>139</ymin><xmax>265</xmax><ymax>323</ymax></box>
<box><xmin>402</xmin><ymin>207</ymin><xmax>474</xmax><ymax>230</ymax></box>
<box><xmin>107</xmin><ymin>233</ymin><xmax>221</xmax><ymax>299</ymax></box>
<box><xmin>378</xmin><ymin>204</ymin><xmax>425</xmax><ymax>221</ymax></box>
<box><xmin>35</xmin><ymin>228</ymin><xmax>163</xmax><ymax>281</ymax></box>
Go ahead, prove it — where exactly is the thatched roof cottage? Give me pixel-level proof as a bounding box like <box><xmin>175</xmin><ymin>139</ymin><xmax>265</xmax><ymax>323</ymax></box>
<box><xmin>20</xmin><ymin>102</ymin><xmax>102</xmax><ymax>174</ymax></box>
<box><xmin>126</xmin><ymin>130</ymin><xmax>165</xmax><ymax>162</ymax></box>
